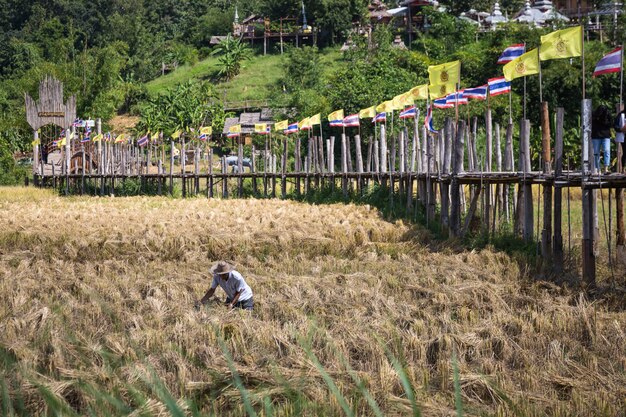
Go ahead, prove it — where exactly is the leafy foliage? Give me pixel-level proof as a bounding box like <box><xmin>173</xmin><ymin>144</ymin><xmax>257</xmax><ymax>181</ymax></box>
<box><xmin>211</xmin><ymin>34</ymin><xmax>252</xmax><ymax>81</ymax></box>
<box><xmin>136</xmin><ymin>81</ymin><xmax>224</xmax><ymax>136</ymax></box>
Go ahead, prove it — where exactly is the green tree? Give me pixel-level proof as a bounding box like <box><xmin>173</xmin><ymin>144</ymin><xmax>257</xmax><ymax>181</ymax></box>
<box><xmin>211</xmin><ymin>34</ymin><xmax>251</xmax><ymax>81</ymax></box>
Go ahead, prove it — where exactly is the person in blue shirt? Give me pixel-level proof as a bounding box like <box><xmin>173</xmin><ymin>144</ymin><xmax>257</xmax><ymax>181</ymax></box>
<box><xmin>197</xmin><ymin>261</ymin><xmax>254</xmax><ymax>310</ymax></box>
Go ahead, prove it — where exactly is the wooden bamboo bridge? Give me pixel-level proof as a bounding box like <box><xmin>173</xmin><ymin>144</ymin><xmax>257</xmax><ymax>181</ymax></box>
<box><xmin>32</xmin><ymin>108</ymin><xmax>626</xmax><ymax>288</ymax></box>
<box><xmin>25</xmin><ymin>78</ymin><xmax>626</xmax><ymax>287</ymax></box>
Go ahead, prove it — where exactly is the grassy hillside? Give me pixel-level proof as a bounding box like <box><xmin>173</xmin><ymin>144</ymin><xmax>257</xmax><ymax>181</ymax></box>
<box><xmin>1</xmin><ymin>187</ymin><xmax>625</xmax><ymax>416</ymax></box>
<box><xmin>145</xmin><ymin>49</ymin><xmax>343</xmax><ymax>102</ymax></box>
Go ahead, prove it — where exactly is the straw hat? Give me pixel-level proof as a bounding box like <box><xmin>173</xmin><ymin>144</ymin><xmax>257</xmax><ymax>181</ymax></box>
<box><xmin>210</xmin><ymin>261</ymin><xmax>234</xmax><ymax>275</ymax></box>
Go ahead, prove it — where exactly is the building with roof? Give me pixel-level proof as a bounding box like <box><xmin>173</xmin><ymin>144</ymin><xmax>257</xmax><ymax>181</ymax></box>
<box><xmin>512</xmin><ymin>1</ymin><xmax>570</xmax><ymax>26</ymax></box>
<box><xmin>222</xmin><ymin>109</ymin><xmax>275</xmax><ymax>137</ymax></box>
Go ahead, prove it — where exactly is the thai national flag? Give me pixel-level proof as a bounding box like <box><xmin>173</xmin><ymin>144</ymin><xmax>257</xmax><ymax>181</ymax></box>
<box><xmin>445</xmin><ymin>91</ymin><xmax>468</xmax><ymax>105</ymax></box>
<box><xmin>373</xmin><ymin>112</ymin><xmax>386</xmax><ymax>123</ymax></box>
<box><xmin>137</xmin><ymin>135</ymin><xmax>149</xmax><ymax>147</ymax></box>
<box><xmin>227</xmin><ymin>132</ymin><xmax>240</xmax><ymax>138</ymax></box>
<box><xmin>497</xmin><ymin>44</ymin><xmax>525</xmax><ymax>64</ymax></box>
<box><xmin>199</xmin><ymin>133</ymin><xmax>208</xmax><ymax>141</ymax></box>
<box><xmin>342</xmin><ymin>114</ymin><xmax>360</xmax><ymax>127</ymax></box>
<box><xmin>257</xmin><ymin>127</ymin><xmax>271</xmax><ymax>135</ymax></box>
<box><xmin>72</xmin><ymin>119</ymin><xmax>85</xmax><ymax>127</ymax></box>
<box><xmin>433</xmin><ymin>98</ymin><xmax>453</xmax><ymax>109</ymax></box>
<box><xmin>81</xmin><ymin>127</ymin><xmax>92</xmax><ymax>143</ymax></box>
<box><xmin>463</xmin><ymin>85</ymin><xmax>488</xmax><ymax>100</ymax></box>
<box><xmin>424</xmin><ymin>105</ymin><xmax>438</xmax><ymax>133</ymax></box>
<box><xmin>399</xmin><ymin>106</ymin><xmax>417</xmax><ymax>119</ymax></box>
<box><xmin>285</xmin><ymin>123</ymin><xmax>299</xmax><ymax>134</ymax></box>
<box><xmin>593</xmin><ymin>47</ymin><xmax>622</xmax><ymax>77</ymax></box>
<box><xmin>329</xmin><ymin>118</ymin><xmax>343</xmax><ymax>127</ymax></box>
<box><xmin>488</xmin><ymin>77</ymin><xmax>511</xmax><ymax>96</ymax></box>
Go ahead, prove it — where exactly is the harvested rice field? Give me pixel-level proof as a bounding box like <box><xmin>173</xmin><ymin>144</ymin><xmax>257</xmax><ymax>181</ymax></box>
<box><xmin>1</xmin><ymin>187</ymin><xmax>625</xmax><ymax>416</ymax></box>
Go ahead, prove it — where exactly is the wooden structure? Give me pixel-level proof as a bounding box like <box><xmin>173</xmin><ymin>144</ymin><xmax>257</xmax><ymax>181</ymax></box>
<box><xmin>25</xmin><ymin>76</ymin><xmax>77</xmax><ymax>177</ymax></box>
<box><xmin>234</xmin><ymin>15</ymin><xmax>317</xmax><ymax>55</ymax></box>
<box><xmin>33</xmin><ymin>100</ymin><xmax>626</xmax><ymax>286</ymax></box>
<box><xmin>25</xmin><ymin>77</ymin><xmax>108</xmax><ymax>179</ymax></box>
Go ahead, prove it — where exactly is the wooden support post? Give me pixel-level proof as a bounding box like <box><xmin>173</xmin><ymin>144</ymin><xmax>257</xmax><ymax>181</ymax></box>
<box><xmin>341</xmin><ymin>133</ymin><xmax>348</xmax><ymax>199</ymax></box>
<box><xmin>380</xmin><ymin>124</ymin><xmax>387</xmax><ymax>173</ymax></box>
<box><xmin>330</xmin><ymin>136</ymin><xmax>335</xmax><ymax>173</ymax></box>
<box><xmin>504</xmin><ymin>123</ymin><xmax>514</xmax><ymax>222</ymax></box>
<box><xmin>208</xmin><ymin>147</ymin><xmax>214</xmax><ymax>198</ymax></box>
<box><xmin>355</xmin><ymin>134</ymin><xmax>364</xmax><ymax>193</ymax></box>
<box><xmin>399</xmin><ymin>130</ymin><xmax>405</xmax><ymax>174</ymax></box>
<box><xmin>366</xmin><ymin>137</ymin><xmax>373</xmax><ymax>173</ymax></box>
<box><xmin>450</xmin><ymin>121</ymin><xmax>465</xmax><ymax>237</ymax></box>
<box><xmin>318</xmin><ymin>135</ymin><xmax>326</xmax><ymax>173</ymax></box>
<box><xmin>169</xmin><ymin>140</ymin><xmax>174</xmax><ymax>195</ymax></box>
<box><xmin>294</xmin><ymin>137</ymin><xmax>301</xmax><ymax>195</ymax></box>
<box><xmin>271</xmin><ymin>154</ymin><xmax>277</xmax><ymax>198</ymax></box>
<box><xmin>519</xmin><ymin>119</ymin><xmax>533</xmax><ymax>242</ymax></box>
<box><xmin>195</xmin><ymin>147</ymin><xmax>200</xmax><ymax>195</ymax></box>
<box><xmin>541</xmin><ymin>102</ymin><xmax>553</xmax><ymax>266</ymax></box>
<box><xmin>411</xmin><ymin>125</ymin><xmax>418</xmax><ymax>173</ymax></box>
<box><xmin>237</xmin><ymin>137</ymin><xmax>243</xmax><ymax>197</ymax></box>
<box><xmin>222</xmin><ymin>156</ymin><xmax>228</xmax><ymax>198</ymax></box>
<box><xmin>390</xmin><ymin>132</ymin><xmax>397</xmax><ymax>174</ymax></box>
<box><xmin>281</xmin><ymin>138</ymin><xmax>287</xmax><ymax>199</ymax></box>
<box><xmin>251</xmin><ymin>145</ymin><xmax>257</xmax><ymax>196</ymax></box>
<box><xmin>374</xmin><ymin>140</ymin><xmax>380</xmax><ymax>173</ymax></box>
<box><xmin>441</xmin><ymin>119</ymin><xmax>452</xmax><ymax>232</ymax></box>
<box><xmin>581</xmin><ymin>99</ymin><xmax>596</xmax><ymax>286</ymax></box>
<box><xmin>553</xmin><ymin>107</ymin><xmax>564</xmax><ymax>272</ymax></box>
<box><xmin>327</xmin><ymin>138</ymin><xmax>332</xmax><ymax>173</ymax></box>
<box><xmin>426</xmin><ymin>133</ymin><xmax>436</xmax><ymax>222</ymax></box>
<box><xmin>494</xmin><ymin>122</ymin><xmax>503</xmax><ymax>231</ymax></box>
<box><xmin>484</xmin><ymin>109</ymin><xmax>492</xmax><ymax>233</ymax></box>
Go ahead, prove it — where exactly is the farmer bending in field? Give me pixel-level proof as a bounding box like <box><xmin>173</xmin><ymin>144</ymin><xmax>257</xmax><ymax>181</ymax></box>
<box><xmin>196</xmin><ymin>261</ymin><xmax>254</xmax><ymax>310</ymax></box>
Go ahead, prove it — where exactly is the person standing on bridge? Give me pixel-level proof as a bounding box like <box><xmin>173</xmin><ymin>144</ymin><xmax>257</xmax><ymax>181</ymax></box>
<box><xmin>591</xmin><ymin>104</ymin><xmax>613</xmax><ymax>174</ymax></box>
<box><xmin>196</xmin><ymin>261</ymin><xmax>254</xmax><ymax>310</ymax></box>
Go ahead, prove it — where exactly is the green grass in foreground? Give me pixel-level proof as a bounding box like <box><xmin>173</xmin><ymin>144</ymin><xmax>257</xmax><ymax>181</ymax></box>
<box><xmin>145</xmin><ymin>48</ymin><xmax>343</xmax><ymax>102</ymax></box>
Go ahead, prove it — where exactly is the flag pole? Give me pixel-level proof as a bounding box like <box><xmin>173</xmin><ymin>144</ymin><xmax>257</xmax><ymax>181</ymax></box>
<box><xmin>455</xmin><ymin>82</ymin><xmax>459</xmax><ymax>125</ymax></box>
<box><xmin>508</xmin><ymin>88</ymin><xmax>513</xmax><ymax>125</ymax></box>
<box><xmin>581</xmin><ymin>24</ymin><xmax>586</xmax><ymax>100</ymax></box>
<box><xmin>619</xmin><ymin>43</ymin><xmax>624</xmax><ymax>108</ymax></box>
<box><xmin>538</xmin><ymin>46</ymin><xmax>543</xmax><ymax>103</ymax></box>
<box><xmin>524</xmin><ymin>77</ymin><xmax>526</xmax><ymax>120</ymax></box>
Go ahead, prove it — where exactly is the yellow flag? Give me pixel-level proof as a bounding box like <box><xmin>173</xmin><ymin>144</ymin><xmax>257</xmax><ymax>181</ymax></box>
<box><xmin>254</xmin><ymin>123</ymin><xmax>268</xmax><ymax>133</ymax></box>
<box><xmin>503</xmin><ymin>48</ymin><xmax>540</xmax><ymax>81</ymax></box>
<box><xmin>32</xmin><ymin>138</ymin><xmax>40</xmax><ymax>146</ymax></box>
<box><xmin>428</xmin><ymin>82</ymin><xmax>457</xmax><ymax>99</ymax></box>
<box><xmin>408</xmin><ymin>84</ymin><xmax>429</xmax><ymax>100</ymax></box>
<box><xmin>376</xmin><ymin>101</ymin><xmax>393</xmax><ymax>113</ymax></box>
<box><xmin>92</xmin><ymin>133</ymin><xmax>103</xmax><ymax>142</ymax></box>
<box><xmin>392</xmin><ymin>92</ymin><xmax>413</xmax><ymax>110</ymax></box>
<box><xmin>298</xmin><ymin>118</ymin><xmax>311</xmax><ymax>130</ymax></box>
<box><xmin>309</xmin><ymin>113</ymin><xmax>321</xmax><ymax>125</ymax></box>
<box><xmin>171</xmin><ymin>130</ymin><xmax>181</xmax><ymax>139</ymax></box>
<box><xmin>57</xmin><ymin>137</ymin><xmax>66</xmax><ymax>148</ymax></box>
<box><xmin>274</xmin><ymin>120</ymin><xmax>288</xmax><ymax>131</ymax></box>
<box><xmin>115</xmin><ymin>133</ymin><xmax>126</xmax><ymax>143</ymax></box>
<box><xmin>539</xmin><ymin>26</ymin><xmax>582</xmax><ymax>61</ymax></box>
<box><xmin>200</xmin><ymin>126</ymin><xmax>212</xmax><ymax>135</ymax></box>
<box><xmin>428</xmin><ymin>60</ymin><xmax>461</xmax><ymax>86</ymax></box>
<box><xmin>359</xmin><ymin>106</ymin><xmax>376</xmax><ymax>119</ymax></box>
<box><xmin>327</xmin><ymin>109</ymin><xmax>344</xmax><ymax>122</ymax></box>
<box><xmin>229</xmin><ymin>124</ymin><xmax>241</xmax><ymax>133</ymax></box>
<box><xmin>67</xmin><ymin>131</ymin><xmax>75</xmax><ymax>141</ymax></box>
